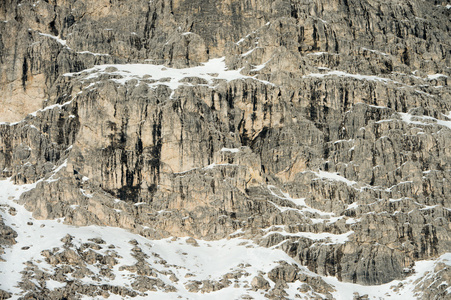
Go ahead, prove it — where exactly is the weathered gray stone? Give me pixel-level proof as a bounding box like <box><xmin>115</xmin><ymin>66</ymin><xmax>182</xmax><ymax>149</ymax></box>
<box><xmin>251</xmin><ymin>276</ymin><xmax>270</xmax><ymax>290</ymax></box>
<box><xmin>0</xmin><ymin>0</ymin><xmax>450</xmax><ymax>298</ymax></box>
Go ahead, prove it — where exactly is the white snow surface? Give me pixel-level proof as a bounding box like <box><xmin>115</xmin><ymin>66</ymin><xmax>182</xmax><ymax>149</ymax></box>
<box><xmin>63</xmin><ymin>57</ymin><xmax>273</xmax><ymax>94</ymax></box>
<box><xmin>361</xmin><ymin>47</ymin><xmax>390</xmax><ymax>56</ymax></box>
<box><xmin>399</xmin><ymin>112</ymin><xmax>451</xmax><ymax>130</ymax></box>
<box><xmin>262</xmin><ymin>229</ymin><xmax>354</xmax><ymax>245</ymax></box>
<box><xmin>38</xmin><ymin>32</ymin><xmax>67</xmax><ymax>46</ymax></box>
<box><xmin>303</xmin><ymin>70</ymin><xmax>392</xmax><ymax>83</ymax></box>
<box><xmin>267</xmin><ymin>185</ymin><xmax>334</xmax><ymax>216</ymax></box>
<box><xmin>0</xmin><ymin>178</ymin><xmax>449</xmax><ymax>299</ymax></box>
<box><xmin>427</xmin><ymin>73</ymin><xmax>448</xmax><ymax>80</ymax></box>
<box><xmin>313</xmin><ymin>170</ymin><xmax>357</xmax><ymax>186</ymax></box>
<box><xmin>220</xmin><ymin>147</ymin><xmax>240</xmax><ymax>153</ymax></box>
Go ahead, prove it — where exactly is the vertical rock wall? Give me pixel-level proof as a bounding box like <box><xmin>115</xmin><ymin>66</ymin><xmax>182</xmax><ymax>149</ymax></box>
<box><xmin>0</xmin><ymin>0</ymin><xmax>450</xmax><ymax>287</ymax></box>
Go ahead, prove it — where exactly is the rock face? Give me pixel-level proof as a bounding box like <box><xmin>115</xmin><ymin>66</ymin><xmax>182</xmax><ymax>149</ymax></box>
<box><xmin>0</xmin><ymin>0</ymin><xmax>450</xmax><ymax>298</ymax></box>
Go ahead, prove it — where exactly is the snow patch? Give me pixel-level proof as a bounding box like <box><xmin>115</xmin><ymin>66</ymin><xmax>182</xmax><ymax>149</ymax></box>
<box><xmin>427</xmin><ymin>74</ymin><xmax>448</xmax><ymax>80</ymax></box>
<box><xmin>77</xmin><ymin>50</ymin><xmax>110</xmax><ymax>56</ymax></box>
<box><xmin>303</xmin><ymin>70</ymin><xmax>392</xmax><ymax>84</ymax></box>
<box><xmin>38</xmin><ymin>32</ymin><xmax>67</xmax><ymax>46</ymax></box>
<box><xmin>313</xmin><ymin>170</ymin><xmax>357</xmax><ymax>186</ymax></box>
<box><xmin>361</xmin><ymin>47</ymin><xmax>390</xmax><ymax>56</ymax></box>
<box><xmin>399</xmin><ymin>113</ymin><xmax>451</xmax><ymax>130</ymax></box>
<box><xmin>64</xmin><ymin>57</ymin><xmax>274</xmax><ymax>94</ymax></box>
<box><xmin>267</xmin><ymin>185</ymin><xmax>334</xmax><ymax>217</ymax></box>
<box><xmin>29</xmin><ymin>99</ymin><xmax>74</xmax><ymax>117</ymax></box>
<box><xmin>220</xmin><ymin>147</ymin><xmax>240</xmax><ymax>153</ymax></box>
<box><xmin>263</xmin><ymin>229</ymin><xmax>354</xmax><ymax>245</ymax></box>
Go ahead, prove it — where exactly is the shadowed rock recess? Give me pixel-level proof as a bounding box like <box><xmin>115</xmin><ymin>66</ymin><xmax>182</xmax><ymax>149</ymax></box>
<box><xmin>0</xmin><ymin>0</ymin><xmax>450</xmax><ymax>299</ymax></box>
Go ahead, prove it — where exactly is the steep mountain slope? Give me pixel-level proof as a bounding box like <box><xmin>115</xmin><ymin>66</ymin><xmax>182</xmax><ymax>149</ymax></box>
<box><xmin>0</xmin><ymin>0</ymin><xmax>450</xmax><ymax>299</ymax></box>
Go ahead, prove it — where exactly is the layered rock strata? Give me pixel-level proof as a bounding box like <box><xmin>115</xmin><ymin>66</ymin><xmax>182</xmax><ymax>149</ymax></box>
<box><xmin>0</xmin><ymin>0</ymin><xmax>450</xmax><ymax>297</ymax></box>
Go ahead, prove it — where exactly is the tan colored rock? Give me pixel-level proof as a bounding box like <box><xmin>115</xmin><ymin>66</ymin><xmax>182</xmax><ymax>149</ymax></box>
<box><xmin>0</xmin><ymin>0</ymin><xmax>450</xmax><ymax>296</ymax></box>
<box><xmin>251</xmin><ymin>276</ymin><xmax>270</xmax><ymax>290</ymax></box>
<box><xmin>0</xmin><ymin>76</ymin><xmax>46</xmax><ymax>123</ymax></box>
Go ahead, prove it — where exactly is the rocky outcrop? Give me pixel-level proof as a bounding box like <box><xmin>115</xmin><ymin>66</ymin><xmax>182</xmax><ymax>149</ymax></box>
<box><xmin>412</xmin><ymin>262</ymin><xmax>451</xmax><ymax>300</ymax></box>
<box><xmin>0</xmin><ymin>0</ymin><xmax>450</xmax><ymax>297</ymax></box>
<box><xmin>0</xmin><ymin>209</ymin><xmax>17</xmax><ymax>263</ymax></box>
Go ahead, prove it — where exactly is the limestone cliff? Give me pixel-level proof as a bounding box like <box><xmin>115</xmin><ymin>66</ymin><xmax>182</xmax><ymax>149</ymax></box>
<box><xmin>0</xmin><ymin>0</ymin><xmax>450</xmax><ymax>299</ymax></box>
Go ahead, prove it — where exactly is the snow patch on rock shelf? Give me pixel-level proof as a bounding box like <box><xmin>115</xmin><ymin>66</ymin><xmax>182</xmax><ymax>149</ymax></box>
<box><xmin>303</xmin><ymin>70</ymin><xmax>392</xmax><ymax>84</ymax></box>
<box><xmin>399</xmin><ymin>112</ymin><xmax>451</xmax><ymax>130</ymax></box>
<box><xmin>64</xmin><ymin>57</ymin><xmax>273</xmax><ymax>94</ymax></box>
